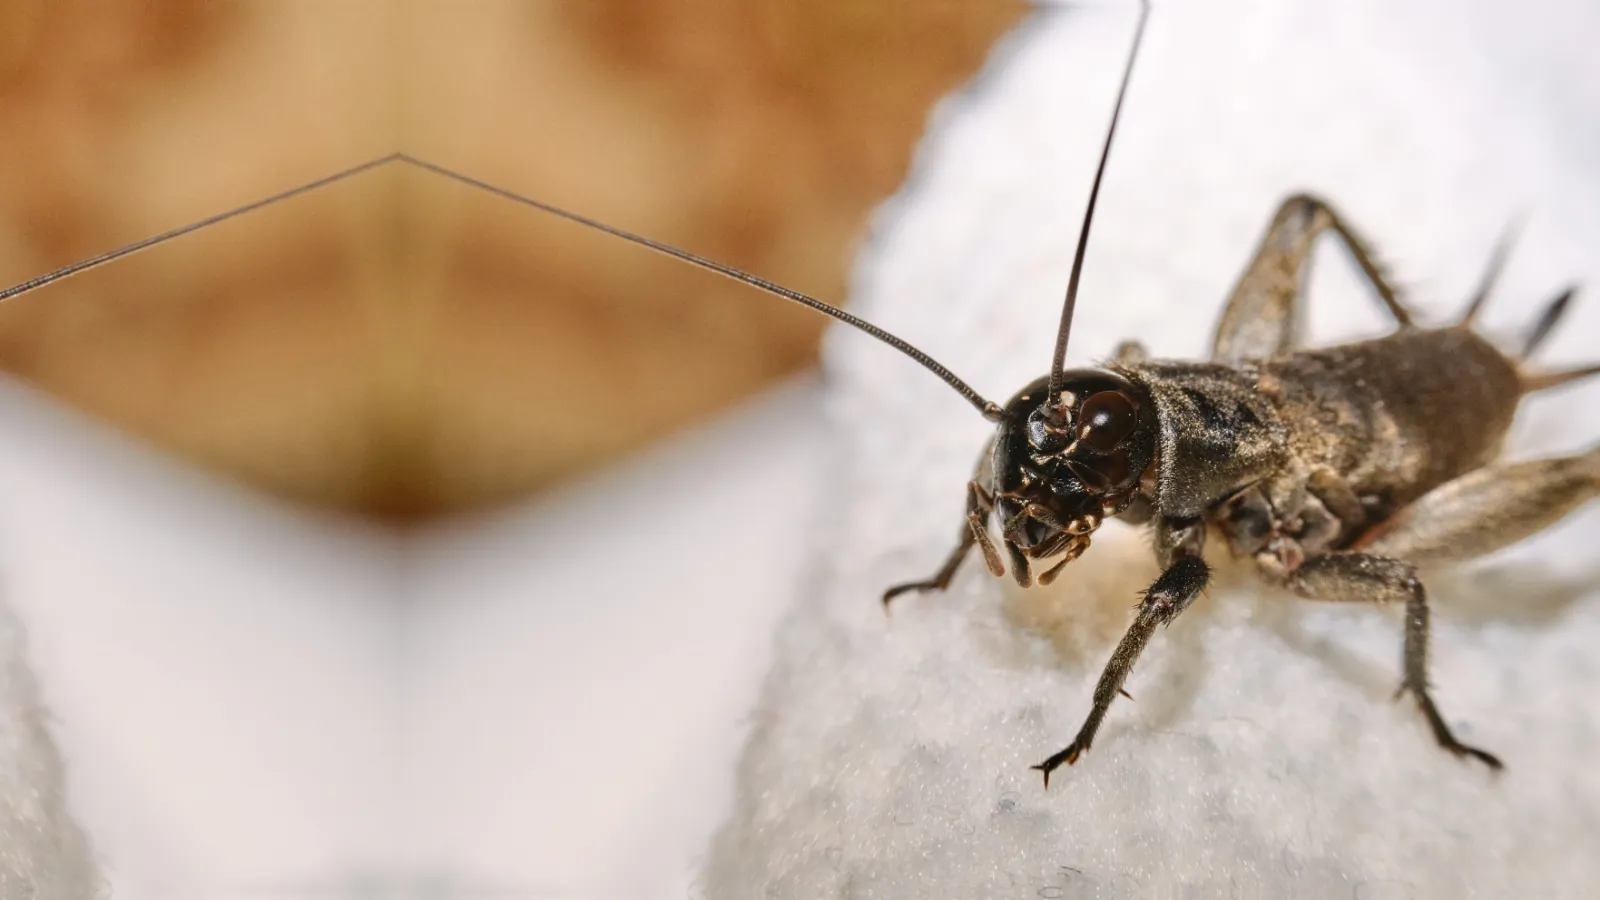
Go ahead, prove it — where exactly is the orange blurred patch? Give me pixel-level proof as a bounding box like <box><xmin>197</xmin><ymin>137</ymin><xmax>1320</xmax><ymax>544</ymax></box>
<box><xmin>0</xmin><ymin>0</ymin><xmax>1024</xmax><ymax>518</ymax></box>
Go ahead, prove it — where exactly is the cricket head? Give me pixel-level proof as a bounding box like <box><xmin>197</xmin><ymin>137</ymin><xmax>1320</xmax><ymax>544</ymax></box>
<box><xmin>990</xmin><ymin>369</ymin><xmax>1155</xmax><ymax>585</ymax></box>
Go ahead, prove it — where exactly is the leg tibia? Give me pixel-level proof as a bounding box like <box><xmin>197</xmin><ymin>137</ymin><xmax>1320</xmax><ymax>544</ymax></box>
<box><xmin>1358</xmin><ymin>451</ymin><xmax>1600</xmax><ymax>564</ymax></box>
<box><xmin>1032</xmin><ymin>555</ymin><xmax>1210</xmax><ymax>787</ymax></box>
<box><xmin>883</xmin><ymin>479</ymin><xmax>997</xmax><ymax>606</ymax></box>
<box><xmin>1285</xmin><ymin>553</ymin><xmax>1501</xmax><ymax>769</ymax></box>
<box><xmin>1213</xmin><ymin>194</ymin><xmax>1412</xmax><ymax>365</ymax></box>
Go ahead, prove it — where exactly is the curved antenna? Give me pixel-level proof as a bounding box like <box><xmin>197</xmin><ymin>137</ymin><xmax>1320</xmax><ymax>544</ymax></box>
<box><xmin>396</xmin><ymin>154</ymin><xmax>1002</xmax><ymax>421</ymax></box>
<box><xmin>0</xmin><ymin>154</ymin><xmax>401</xmax><ymax>304</ymax></box>
<box><xmin>0</xmin><ymin>152</ymin><xmax>1001</xmax><ymax>419</ymax></box>
<box><xmin>1045</xmin><ymin>0</ymin><xmax>1151</xmax><ymax>410</ymax></box>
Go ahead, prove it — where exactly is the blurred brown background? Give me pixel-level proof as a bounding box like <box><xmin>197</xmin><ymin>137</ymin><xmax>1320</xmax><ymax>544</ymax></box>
<box><xmin>0</xmin><ymin>0</ymin><xmax>1023</xmax><ymax>519</ymax></box>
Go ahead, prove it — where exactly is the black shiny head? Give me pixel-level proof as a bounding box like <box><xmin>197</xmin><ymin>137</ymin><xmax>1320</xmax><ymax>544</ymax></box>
<box><xmin>989</xmin><ymin>368</ymin><xmax>1156</xmax><ymax>585</ymax></box>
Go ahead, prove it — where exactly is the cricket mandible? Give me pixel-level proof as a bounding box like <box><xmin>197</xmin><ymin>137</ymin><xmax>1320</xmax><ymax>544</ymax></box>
<box><xmin>4</xmin><ymin>2</ymin><xmax>1596</xmax><ymax>790</ymax></box>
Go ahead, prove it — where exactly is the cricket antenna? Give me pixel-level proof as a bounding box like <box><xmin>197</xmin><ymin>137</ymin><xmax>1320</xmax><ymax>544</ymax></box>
<box><xmin>1045</xmin><ymin>0</ymin><xmax>1151</xmax><ymax>411</ymax></box>
<box><xmin>0</xmin><ymin>154</ymin><xmax>401</xmax><ymax>304</ymax></box>
<box><xmin>395</xmin><ymin>154</ymin><xmax>1004</xmax><ymax>421</ymax></box>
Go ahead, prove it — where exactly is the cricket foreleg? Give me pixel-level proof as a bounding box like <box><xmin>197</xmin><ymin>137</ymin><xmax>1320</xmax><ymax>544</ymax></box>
<box><xmin>882</xmin><ymin>479</ymin><xmax>1003</xmax><ymax>606</ymax></box>
<box><xmin>1212</xmin><ymin>193</ymin><xmax>1413</xmax><ymax>365</ymax></box>
<box><xmin>1033</xmin><ymin>533</ymin><xmax>1209</xmax><ymax>788</ymax></box>
<box><xmin>1285</xmin><ymin>553</ymin><xmax>1502</xmax><ymax>770</ymax></box>
<box><xmin>1356</xmin><ymin>450</ymin><xmax>1600</xmax><ymax>564</ymax></box>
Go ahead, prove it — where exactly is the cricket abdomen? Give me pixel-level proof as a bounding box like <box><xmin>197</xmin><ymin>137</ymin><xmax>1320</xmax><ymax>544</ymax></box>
<box><xmin>1262</xmin><ymin>327</ymin><xmax>1523</xmax><ymax>510</ymax></box>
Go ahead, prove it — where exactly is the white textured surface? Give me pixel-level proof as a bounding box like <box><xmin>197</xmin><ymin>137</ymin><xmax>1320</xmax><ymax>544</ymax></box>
<box><xmin>704</xmin><ymin>1</ymin><xmax>1600</xmax><ymax>896</ymax></box>
<box><xmin>0</xmin><ymin>597</ymin><xmax>100</xmax><ymax>899</ymax></box>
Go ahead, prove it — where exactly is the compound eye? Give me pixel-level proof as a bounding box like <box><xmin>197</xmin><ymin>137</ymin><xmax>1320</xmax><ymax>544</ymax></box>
<box><xmin>1066</xmin><ymin>453</ymin><xmax>1130</xmax><ymax>494</ymax></box>
<box><xmin>1077</xmin><ymin>390</ymin><xmax>1138</xmax><ymax>452</ymax></box>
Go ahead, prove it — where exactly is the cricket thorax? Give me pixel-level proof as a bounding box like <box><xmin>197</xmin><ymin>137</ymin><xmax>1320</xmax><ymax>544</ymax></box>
<box><xmin>1117</xmin><ymin>360</ymin><xmax>1290</xmax><ymax>519</ymax></box>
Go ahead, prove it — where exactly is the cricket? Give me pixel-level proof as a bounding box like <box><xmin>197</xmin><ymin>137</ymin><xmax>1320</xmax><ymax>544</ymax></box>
<box><xmin>4</xmin><ymin>1</ymin><xmax>1597</xmax><ymax>791</ymax></box>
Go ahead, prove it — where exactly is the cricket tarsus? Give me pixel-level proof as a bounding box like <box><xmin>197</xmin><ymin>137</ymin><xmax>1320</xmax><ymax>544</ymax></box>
<box><xmin>882</xmin><ymin>481</ymin><xmax>995</xmax><ymax>607</ymax></box>
<box><xmin>881</xmin><ymin>551</ymin><xmax>966</xmax><ymax>607</ymax></box>
<box><xmin>1044</xmin><ymin>0</ymin><xmax>1151</xmax><ymax>411</ymax></box>
<box><xmin>1404</xmin><ymin>684</ymin><xmax>1504</xmax><ymax>770</ymax></box>
<box><xmin>1034</xmin><ymin>556</ymin><xmax>1208</xmax><ymax>787</ymax></box>
<box><xmin>1284</xmin><ymin>554</ymin><xmax>1503</xmax><ymax>771</ymax></box>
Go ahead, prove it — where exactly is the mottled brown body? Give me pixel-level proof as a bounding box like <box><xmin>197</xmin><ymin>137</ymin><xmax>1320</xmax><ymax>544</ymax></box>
<box><xmin>1120</xmin><ymin>326</ymin><xmax>1525</xmax><ymax>570</ymax></box>
<box><xmin>1256</xmin><ymin>327</ymin><xmax>1521</xmax><ymax>512</ymax></box>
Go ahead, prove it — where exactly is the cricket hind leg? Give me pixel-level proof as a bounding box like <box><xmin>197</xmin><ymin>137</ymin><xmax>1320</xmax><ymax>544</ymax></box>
<box><xmin>1211</xmin><ymin>193</ymin><xmax>1415</xmax><ymax>366</ymax></box>
<box><xmin>882</xmin><ymin>478</ymin><xmax>1004</xmax><ymax>606</ymax></box>
<box><xmin>1284</xmin><ymin>553</ymin><xmax>1502</xmax><ymax>770</ymax></box>
<box><xmin>1316</xmin><ymin>451</ymin><xmax>1600</xmax><ymax>766</ymax></box>
<box><xmin>1356</xmin><ymin>449</ymin><xmax>1600</xmax><ymax>565</ymax></box>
